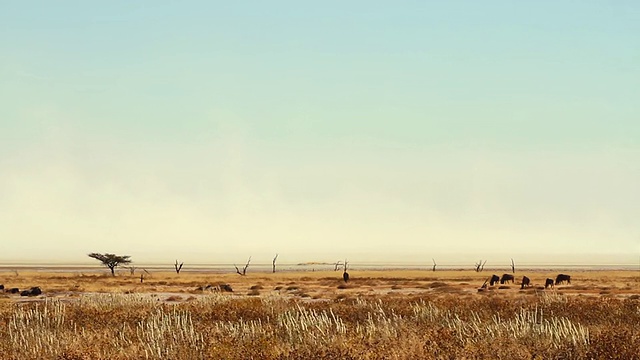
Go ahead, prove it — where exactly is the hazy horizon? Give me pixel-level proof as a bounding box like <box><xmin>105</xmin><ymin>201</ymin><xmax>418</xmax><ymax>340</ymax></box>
<box><xmin>1</xmin><ymin>2</ymin><xmax>639</xmax><ymax>265</ymax></box>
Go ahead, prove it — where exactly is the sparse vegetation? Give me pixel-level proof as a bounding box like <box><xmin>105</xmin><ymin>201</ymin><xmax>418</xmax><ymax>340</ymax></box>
<box><xmin>1</xmin><ymin>291</ymin><xmax>638</xmax><ymax>359</ymax></box>
<box><xmin>87</xmin><ymin>253</ymin><xmax>132</xmax><ymax>276</ymax></box>
<box><xmin>0</xmin><ymin>269</ymin><xmax>638</xmax><ymax>359</ymax></box>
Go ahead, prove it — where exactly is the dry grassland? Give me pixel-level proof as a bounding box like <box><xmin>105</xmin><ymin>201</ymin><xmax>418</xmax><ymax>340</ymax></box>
<box><xmin>0</xmin><ymin>268</ymin><xmax>639</xmax><ymax>359</ymax></box>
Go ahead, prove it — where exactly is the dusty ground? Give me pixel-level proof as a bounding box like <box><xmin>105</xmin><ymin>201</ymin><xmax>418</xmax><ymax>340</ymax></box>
<box><xmin>2</xmin><ymin>268</ymin><xmax>639</xmax><ymax>303</ymax></box>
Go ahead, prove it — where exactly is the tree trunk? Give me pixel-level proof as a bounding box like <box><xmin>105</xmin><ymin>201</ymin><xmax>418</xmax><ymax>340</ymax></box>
<box><xmin>110</xmin><ymin>266</ymin><xmax>115</xmax><ymax>276</ymax></box>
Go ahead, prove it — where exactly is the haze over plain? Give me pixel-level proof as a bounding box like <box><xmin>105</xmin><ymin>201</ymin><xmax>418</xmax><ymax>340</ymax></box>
<box><xmin>1</xmin><ymin>2</ymin><xmax>638</xmax><ymax>266</ymax></box>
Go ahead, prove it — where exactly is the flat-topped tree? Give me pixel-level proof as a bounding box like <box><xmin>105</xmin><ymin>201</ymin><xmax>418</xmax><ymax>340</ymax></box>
<box><xmin>88</xmin><ymin>253</ymin><xmax>132</xmax><ymax>276</ymax></box>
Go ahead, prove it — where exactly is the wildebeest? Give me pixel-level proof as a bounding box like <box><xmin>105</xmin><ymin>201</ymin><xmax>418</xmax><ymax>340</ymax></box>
<box><xmin>343</xmin><ymin>271</ymin><xmax>350</xmax><ymax>283</ymax></box>
<box><xmin>490</xmin><ymin>275</ymin><xmax>500</xmax><ymax>286</ymax></box>
<box><xmin>520</xmin><ymin>276</ymin><xmax>531</xmax><ymax>289</ymax></box>
<box><xmin>500</xmin><ymin>274</ymin><xmax>515</xmax><ymax>284</ymax></box>
<box><xmin>555</xmin><ymin>274</ymin><xmax>571</xmax><ymax>285</ymax></box>
<box><xmin>7</xmin><ymin>288</ymin><xmax>19</xmax><ymax>294</ymax></box>
<box><xmin>218</xmin><ymin>284</ymin><xmax>233</xmax><ymax>292</ymax></box>
<box><xmin>30</xmin><ymin>287</ymin><xmax>42</xmax><ymax>296</ymax></box>
<box><xmin>545</xmin><ymin>278</ymin><xmax>554</xmax><ymax>289</ymax></box>
<box><xmin>19</xmin><ymin>287</ymin><xmax>42</xmax><ymax>297</ymax></box>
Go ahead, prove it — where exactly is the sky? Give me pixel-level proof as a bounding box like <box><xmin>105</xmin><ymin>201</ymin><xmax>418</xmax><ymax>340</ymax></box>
<box><xmin>1</xmin><ymin>2</ymin><xmax>639</xmax><ymax>266</ymax></box>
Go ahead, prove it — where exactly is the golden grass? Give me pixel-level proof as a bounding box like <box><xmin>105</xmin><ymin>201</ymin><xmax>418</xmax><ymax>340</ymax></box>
<box><xmin>0</xmin><ymin>269</ymin><xmax>639</xmax><ymax>359</ymax></box>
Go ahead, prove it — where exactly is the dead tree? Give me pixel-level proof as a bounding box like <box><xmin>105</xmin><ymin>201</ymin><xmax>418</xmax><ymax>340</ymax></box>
<box><xmin>480</xmin><ymin>278</ymin><xmax>489</xmax><ymax>289</ymax></box>
<box><xmin>127</xmin><ymin>266</ymin><xmax>136</xmax><ymax>275</ymax></box>
<box><xmin>334</xmin><ymin>260</ymin><xmax>344</xmax><ymax>271</ymax></box>
<box><xmin>235</xmin><ymin>256</ymin><xmax>251</xmax><ymax>276</ymax></box>
<box><xmin>432</xmin><ymin>258</ymin><xmax>437</xmax><ymax>272</ymax></box>
<box><xmin>343</xmin><ymin>259</ymin><xmax>350</xmax><ymax>283</ymax></box>
<box><xmin>272</xmin><ymin>254</ymin><xmax>278</xmax><ymax>273</ymax></box>
<box><xmin>511</xmin><ymin>258</ymin><xmax>515</xmax><ymax>273</ymax></box>
<box><xmin>175</xmin><ymin>260</ymin><xmax>184</xmax><ymax>274</ymax></box>
<box><xmin>475</xmin><ymin>260</ymin><xmax>487</xmax><ymax>272</ymax></box>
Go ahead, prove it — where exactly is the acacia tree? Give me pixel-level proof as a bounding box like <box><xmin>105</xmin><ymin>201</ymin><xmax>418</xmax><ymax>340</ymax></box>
<box><xmin>88</xmin><ymin>253</ymin><xmax>132</xmax><ymax>276</ymax></box>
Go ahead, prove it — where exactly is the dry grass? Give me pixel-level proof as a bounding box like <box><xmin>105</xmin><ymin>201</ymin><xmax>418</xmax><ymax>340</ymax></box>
<box><xmin>0</xmin><ymin>269</ymin><xmax>639</xmax><ymax>359</ymax></box>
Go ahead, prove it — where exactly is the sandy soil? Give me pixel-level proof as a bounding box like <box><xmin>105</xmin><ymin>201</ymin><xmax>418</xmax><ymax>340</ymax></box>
<box><xmin>1</xmin><ymin>268</ymin><xmax>639</xmax><ymax>304</ymax></box>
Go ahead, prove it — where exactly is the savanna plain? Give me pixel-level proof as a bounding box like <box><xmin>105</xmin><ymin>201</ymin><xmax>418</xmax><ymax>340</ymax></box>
<box><xmin>1</xmin><ymin>267</ymin><xmax>639</xmax><ymax>359</ymax></box>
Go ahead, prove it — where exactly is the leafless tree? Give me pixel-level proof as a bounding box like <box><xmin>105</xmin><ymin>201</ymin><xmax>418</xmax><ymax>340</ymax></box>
<box><xmin>343</xmin><ymin>259</ymin><xmax>350</xmax><ymax>282</ymax></box>
<box><xmin>511</xmin><ymin>258</ymin><xmax>515</xmax><ymax>273</ymax></box>
<box><xmin>432</xmin><ymin>258</ymin><xmax>437</xmax><ymax>272</ymax></box>
<box><xmin>127</xmin><ymin>266</ymin><xmax>136</xmax><ymax>275</ymax></box>
<box><xmin>235</xmin><ymin>256</ymin><xmax>251</xmax><ymax>276</ymax></box>
<box><xmin>334</xmin><ymin>260</ymin><xmax>344</xmax><ymax>271</ymax></box>
<box><xmin>475</xmin><ymin>260</ymin><xmax>487</xmax><ymax>272</ymax></box>
<box><xmin>480</xmin><ymin>278</ymin><xmax>489</xmax><ymax>289</ymax></box>
<box><xmin>175</xmin><ymin>260</ymin><xmax>184</xmax><ymax>274</ymax></box>
<box><xmin>272</xmin><ymin>254</ymin><xmax>278</xmax><ymax>273</ymax></box>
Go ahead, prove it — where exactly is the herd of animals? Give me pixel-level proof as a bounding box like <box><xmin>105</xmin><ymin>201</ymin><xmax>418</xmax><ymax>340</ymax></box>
<box><xmin>0</xmin><ymin>284</ymin><xmax>42</xmax><ymax>297</ymax></box>
<box><xmin>485</xmin><ymin>273</ymin><xmax>571</xmax><ymax>290</ymax></box>
<box><xmin>1</xmin><ymin>272</ymin><xmax>571</xmax><ymax>298</ymax></box>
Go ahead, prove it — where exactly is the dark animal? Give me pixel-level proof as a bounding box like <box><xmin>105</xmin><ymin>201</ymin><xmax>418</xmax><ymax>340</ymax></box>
<box><xmin>500</xmin><ymin>274</ymin><xmax>515</xmax><ymax>284</ymax></box>
<box><xmin>343</xmin><ymin>271</ymin><xmax>350</xmax><ymax>283</ymax></box>
<box><xmin>218</xmin><ymin>284</ymin><xmax>233</xmax><ymax>292</ymax></box>
<box><xmin>7</xmin><ymin>288</ymin><xmax>19</xmax><ymax>294</ymax></box>
<box><xmin>0</xmin><ymin>284</ymin><xmax>4</xmax><ymax>290</ymax></box>
<box><xmin>545</xmin><ymin>278</ymin><xmax>554</xmax><ymax>289</ymax></box>
<box><xmin>520</xmin><ymin>276</ymin><xmax>531</xmax><ymax>289</ymax></box>
<box><xmin>29</xmin><ymin>287</ymin><xmax>42</xmax><ymax>296</ymax></box>
<box><xmin>19</xmin><ymin>287</ymin><xmax>42</xmax><ymax>297</ymax></box>
<box><xmin>490</xmin><ymin>275</ymin><xmax>500</xmax><ymax>286</ymax></box>
<box><xmin>555</xmin><ymin>274</ymin><xmax>571</xmax><ymax>285</ymax></box>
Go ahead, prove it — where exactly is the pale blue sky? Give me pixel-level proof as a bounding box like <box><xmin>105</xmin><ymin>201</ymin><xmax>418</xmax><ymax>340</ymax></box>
<box><xmin>1</xmin><ymin>2</ymin><xmax>638</xmax><ymax>265</ymax></box>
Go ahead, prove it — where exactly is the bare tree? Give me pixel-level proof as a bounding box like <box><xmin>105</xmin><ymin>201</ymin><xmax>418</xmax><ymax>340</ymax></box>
<box><xmin>511</xmin><ymin>258</ymin><xmax>515</xmax><ymax>273</ymax></box>
<box><xmin>272</xmin><ymin>254</ymin><xmax>278</xmax><ymax>273</ymax></box>
<box><xmin>480</xmin><ymin>278</ymin><xmax>489</xmax><ymax>289</ymax></box>
<box><xmin>234</xmin><ymin>256</ymin><xmax>251</xmax><ymax>276</ymax></box>
<box><xmin>175</xmin><ymin>260</ymin><xmax>184</xmax><ymax>274</ymax></box>
<box><xmin>432</xmin><ymin>258</ymin><xmax>437</xmax><ymax>272</ymax></box>
<box><xmin>334</xmin><ymin>260</ymin><xmax>343</xmax><ymax>271</ymax></box>
<box><xmin>88</xmin><ymin>253</ymin><xmax>132</xmax><ymax>276</ymax></box>
<box><xmin>475</xmin><ymin>260</ymin><xmax>487</xmax><ymax>272</ymax></box>
<box><xmin>343</xmin><ymin>259</ymin><xmax>350</xmax><ymax>283</ymax></box>
<box><xmin>127</xmin><ymin>266</ymin><xmax>136</xmax><ymax>275</ymax></box>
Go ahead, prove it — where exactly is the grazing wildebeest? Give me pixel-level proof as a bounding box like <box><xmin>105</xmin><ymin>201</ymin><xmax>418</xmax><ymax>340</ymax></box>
<box><xmin>520</xmin><ymin>276</ymin><xmax>531</xmax><ymax>289</ymax></box>
<box><xmin>29</xmin><ymin>287</ymin><xmax>42</xmax><ymax>296</ymax></box>
<box><xmin>7</xmin><ymin>288</ymin><xmax>19</xmax><ymax>294</ymax></box>
<box><xmin>19</xmin><ymin>287</ymin><xmax>42</xmax><ymax>297</ymax></box>
<box><xmin>555</xmin><ymin>274</ymin><xmax>571</xmax><ymax>285</ymax></box>
<box><xmin>500</xmin><ymin>274</ymin><xmax>515</xmax><ymax>284</ymax></box>
<box><xmin>218</xmin><ymin>284</ymin><xmax>233</xmax><ymax>292</ymax></box>
<box><xmin>489</xmin><ymin>275</ymin><xmax>500</xmax><ymax>286</ymax></box>
<box><xmin>545</xmin><ymin>278</ymin><xmax>554</xmax><ymax>289</ymax></box>
<box><xmin>343</xmin><ymin>271</ymin><xmax>350</xmax><ymax>283</ymax></box>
